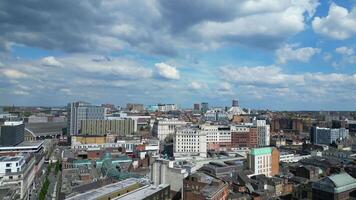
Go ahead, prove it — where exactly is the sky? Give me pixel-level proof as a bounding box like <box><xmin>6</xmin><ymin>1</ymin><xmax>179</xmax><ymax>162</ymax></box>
<box><xmin>0</xmin><ymin>0</ymin><xmax>355</xmax><ymax>110</ymax></box>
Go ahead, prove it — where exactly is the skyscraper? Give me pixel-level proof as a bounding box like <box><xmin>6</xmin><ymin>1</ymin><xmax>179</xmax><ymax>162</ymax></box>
<box><xmin>201</xmin><ymin>102</ymin><xmax>209</xmax><ymax>113</ymax></box>
<box><xmin>67</xmin><ymin>101</ymin><xmax>105</xmax><ymax>135</ymax></box>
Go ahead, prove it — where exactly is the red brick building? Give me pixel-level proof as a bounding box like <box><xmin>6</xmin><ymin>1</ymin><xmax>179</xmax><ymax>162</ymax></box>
<box><xmin>231</xmin><ymin>127</ymin><xmax>257</xmax><ymax>148</ymax></box>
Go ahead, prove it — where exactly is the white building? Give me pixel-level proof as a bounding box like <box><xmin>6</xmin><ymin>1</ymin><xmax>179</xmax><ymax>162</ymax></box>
<box><xmin>247</xmin><ymin>147</ymin><xmax>279</xmax><ymax>177</ymax></box>
<box><xmin>173</xmin><ymin>127</ymin><xmax>207</xmax><ymax>158</ymax></box>
<box><xmin>152</xmin><ymin>118</ymin><xmax>187</xmax><ymax>141</ymax></box>
<box><xmin>255</xmin><ymin>120</ymin><xmax>270</xmax><ymax>147</ymax></box>
<box><xmin>150</xmin><ymin>158</ymin><xmax>190</xmax><ymax>193</ymax></box>
<box><xmin>0</xmin><ymin>155</ymin><xmax>36</xmax><ymax>199</ymax></box>
<box><xmin>200</xmin><ymin>124</ymin><xmax>231</xmax><ymax>151</ymax></box>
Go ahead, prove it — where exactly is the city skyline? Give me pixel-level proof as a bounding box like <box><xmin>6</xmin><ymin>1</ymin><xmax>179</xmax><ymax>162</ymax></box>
<box><xmin>0</xmin><ymin>0</ymin><xmax>356</xmax><ymax>110</ymax></box>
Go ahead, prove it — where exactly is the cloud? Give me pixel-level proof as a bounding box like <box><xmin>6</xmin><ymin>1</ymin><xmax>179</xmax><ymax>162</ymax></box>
<box><xmin>0</xmin><ymin>0</ymin><xmax>320</xmax><ymax>55</ymax></box>
<box><xmin>190</xmin><ymin>81</ymin><xmax>207</xmax><ymax>90</ymax></box>
<box><xmin>13</xmin><ymin>90</ymin><xmax>30</xmax><ymax>96</ymax></box>
<box><xmin>220</xmin><ymin>65</ymin><xmax>356</xmax><ymax>101</ymax></box>
<box><xmin>218</xmin><ymin>82</ymin><xmax>232</xmax><ymax>91</ymax></box>
<box><xmin>155</xmin><ymin>62</ymin><xmax>180</xmax><ymax>80</ymax></box>
<box><xmin>335</xmin><ymin>46</ymin><xmax>354</xmax><ymax>56</ymax></box>
<box><xmin>312</xmin><ymin>3</ymin><xmax>356</xmax><ymax>40</ymax></box>
<box><xmin>276</xmin><ymin>44</ymin><xmax>320</xmax><ymax>64</ymax></box>
<box><xmin>41</xmin><ymin>56</ymin><xmax>63</xmax><ymax>67</ymax></box>
<box><xmin>0</xmin><ymin>69</ymin><xmax>28</xmax><ymax>79</ymax></box>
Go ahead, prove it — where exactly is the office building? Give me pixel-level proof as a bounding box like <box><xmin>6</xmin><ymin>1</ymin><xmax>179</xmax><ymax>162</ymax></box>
<box><xmin>157</xmin><ymin>104</ymin><xmax>178</xmax><ymax>112</ymax></box>
<box><xmin>0</xmin><ymin>155</ymin><xmax>36</xmax><ymax>199</ymax></box>
<box><xmin>0</xmin><ymin>121</ymin><xmax>24</xmax><ymax>146</ymax></box>
<box><xmin>183</xmin><ymin>172</ymin><xmax>229</xmax><ymax>200</ymax></box>
<box><xmin>173</xmin><ymin>127</ymin><xmax>207</xmax><ymax>158</ymax></box>
<box><xmin>201</xmin><ymin>102</ymin><xmax>209</xmax><ymax>113</ymax></box>
<box><xmin>232</xmin><ymin>99</ymin><xmax>239</xmax><ymax>107</ymax></box>
<box><xmin>193</xmin><ymin>103</ymin><xmax>200</xmax><ymax>111</ymax></box>
<box><xmin>255</xmin><ymin>120</ymin><xmax>270</xmax><ymax>147</ymax></box>
<box><xmin>310</xmin><ymin>126</ymin><xmax>349</xmax><ymax>145</ymax></box>
<box><xmin>248</xmin><ymin>147</ymin><xmax>279</xmax><ymax>177</ymax></box>
<box><xmin>231</xmin><ymin>125</ymin><xmax>258</xmax><ymax>148</ymax></box>
<box><xmin>80</xmin><ymin>118</ymin><xmax>137</xmax><ymax>135</ymax></box>
<box><xmin>152</xmin><ymin>118</ymin><xmax>187</xmax><ymax>141</ymax></box>
<box><xmin>67</xmin><ymin>102</ymin><xmax>105</xmax><ymax>135</ymax></box>
<box><xmin>200</xmin><ymin>124</ymin><xmax>231</xmax><ymax>151</ymax></box>
<box><xmin>312</xmin><ymin>173</ymin><xmax>356</xmax><ymax>200</ymax></box>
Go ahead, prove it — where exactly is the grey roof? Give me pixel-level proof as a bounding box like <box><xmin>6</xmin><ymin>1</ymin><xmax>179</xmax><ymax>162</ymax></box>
<box><xmin>313</xmin><ymin>173</ymin><xmax>356</xmax><ymax>193</ymax></box>
<box><xmin>25</xmin><ymin>122</ymin><xmax>65</xmax><ymax>137</ymax></box>
<box><xmin>114</xmin><ymin>184</ymin><xmax>169</xmax><ymax>200</ymax></box>
<box><xmin>65</xmin><ymin>178</ymin><xmax>140</xmax><ymax>200</ymax></box>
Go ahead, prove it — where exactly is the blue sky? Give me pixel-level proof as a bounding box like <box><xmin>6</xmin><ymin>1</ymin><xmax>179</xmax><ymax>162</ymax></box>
<box><xmin>0</xmin><ymin>0</ymin><xmax>355</xmax><ymax>110</ymax></box>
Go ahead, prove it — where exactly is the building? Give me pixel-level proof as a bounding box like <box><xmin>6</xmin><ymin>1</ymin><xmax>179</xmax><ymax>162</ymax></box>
<box><xmin>247</xmin><ymin>147</ymin><xmax>279</xmax><ymax>177</ymax></box>
<box><xmin>312</xmin><ymin>172</ymin><xmax>356</xmax><ymax>200</ymax></box>
<box><xmin>255</xmin><ymin>120</ymin><xmax>270</xmax><ymax>147</ymax></box>
<box><xmin>200</xmin><ymin>161</ymin><xmax>243</xmax><ymax>179</ymax></box>
<box><xmin>193</xmin><ymin>104</ymin><xmax>200</xmax><ymax>111</ymax></box>
<box><xmin>0</xmin><ymin>121</ymin><xmax>24</xmax><ymax>146</ymax></box>
<box><xmin>0</xmin><ymin>155</ymin><xmax>36</xmax><ymax>199</ymax></box>
<box><xmin>173</xmin><ymin>127</ymin><xmax>207</xmax><ymax>158</ymax></box>
<box><xmin>115</xmin><ymin>184</ymin><xmax>170</xmax><ymax>200</ymax></box>
<box><xmin>80</xmin><ymin>119</ymin><xmax>137</xmax><ymax>135</ymax></box>
<box><xmin>65</xmin><ymin>178</ymin><xmax>142</xmax><ymax>200</ymax></box>
<box><xmin>183</xmin><ymin>172</ymin><xmax>229</xmax><ymax>200</ymax></box>
<box><xmin>157</xmin><ymin>104</ymin><xmax>178</xmax><ymax>112</ymax></box>
<box><xmin>152</xmin><ymin>118</ymin><xmax>187</xmax><ymax>141</ymax></box>
<box><xmin>201</xmin><ymin>102</ymin><xmax>209</xmax><ymax>113</ymax></box>
<box><xmin>231</xmin><ymin>125</ymin><xmax>258</xmax><ymax>148</ymax></box>
<box><xmin>24</xmin><ymin>121</ymin><xmax>65</xmax><ymax>141</ymax></box>
<box><xmin>310</xmin><ymin>126</ymin><xmax>349</xmax><ymax>145</ymax></box>
<box><xmin>201</xmin><ymin>124</ymin><xmax>232</xmax><ymax>151</ymax></box>
<box><xmin>126</xmin><ymin>103</ymin><xmax>144</xmax><ymax>112</ymax></box>
<box><xmin>232</xmin><ymin>99</ymin><xmax>239</xmax><ymax>107</ymax></box>
<box><xmin>150</xmin><ymin>158</ymin><xmax>189</xmax><ymax>196</ymax></box>
<box><xmin>67</xmin><ymin>101</ymin><xmax>105</xmax><ymax>135</ymax></box>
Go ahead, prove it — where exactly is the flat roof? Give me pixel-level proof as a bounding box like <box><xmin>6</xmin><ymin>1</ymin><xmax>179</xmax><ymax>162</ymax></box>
<box><xmin>115</xmin><ymin>184</ymin><xmax>169</xmax><ymax>200</ymax></box>
<box><xmin>0</xmin><ymin>140</ymin><xmax>43</xmax><ymax>150</ymax></box>
<box><xmin>0</xmin><ymin>156</ymin><xmax>23</xmax><ymax>162</ymax></box>
<box><xmin>65</xmin><ymin>178</ymin><xmax>140</xmax><ymax>200</ymax></box>
<box><xmin>250</xmin><ymin>147</ymin><xmax>272</xmax><ymax>156</ymax></box>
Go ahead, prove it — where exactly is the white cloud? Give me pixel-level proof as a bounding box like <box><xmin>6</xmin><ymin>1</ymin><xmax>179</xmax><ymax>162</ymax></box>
<box><xmin>220</xmin><ymin>65</ymin><xmax>305</xmax><ymax>85</ymax></box>
<box><xmin>218</xmin><ymin>82</ymin><xmax>232</xmax><ymax>91</ymax></box>
<box><xmin>335</xmin><ymin>46</ymin><xmax>354</xmax><ymax>56</ymax></box>
<box><xmin>190</xmin><ymin>81</ymin><xmax>207</xmax><ymax>90</ymax></box>
<box><xmin>276</xmin><ymin>44</ymin><xmax>320</xmax><ymax>64</ymax></box>
<box><xmin>41</xmin><ymin>56</ymin><xmax>63</xmax><ymax>67</ymax></box>
<box><xmin>155</xmin><ymin>62</ymin><xmax>180</xmax><ymax>80</ymax></box>
<box><xmin>312</xmin><ymin>3</ymin><xmax>356</xmax><ymax>40</ymax></box>
<box><xmin>1</xmin><ymin>69</ymin><xmax>28</xmax><ymax>79</ymax></box>
<box><xmin>13</xmin><ymin>90</ymin><xmax>30</xmax><ymax>96</ymax></box>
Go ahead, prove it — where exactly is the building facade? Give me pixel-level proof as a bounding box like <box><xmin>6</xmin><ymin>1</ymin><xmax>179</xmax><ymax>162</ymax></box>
<box><xmin>248</xmin><ymin>147</ymin><xmax>279</xmax><ymax>177</ymax></box>
<box><xmin>310</xmin><ymin>126</ymin><xmax>349</xmax><ymax>145</ymax></box>
<box><xmin>80</xmin><ymin>119</ymin><xmax>137</xmax><ymax>135</ymax></box>
<box><xmin>231</xmin><ymin>125</ymin><xmax>258</xmax><ymax>148</ymax></box>
<box><xmin>152</xmin><ymin>118</ymin><xmax>187</xmax><ymax>141</ymax></box>
<box><xmin>255</xmin><ymin>120</ymin><xmax>270</xmax><ymax>147</ymax></box>
<box><xmin>173</xmin><ymin>127</ymin><xmax>207</xmax><ymax>158</ymax></box>
<box><xmin>67</xmin><ymin>102</ymin><xmax>105</xmax><ymax>135</ymax></box>
<box><xmin>0</xmin><ymin>121</ymin><xmax>24</xmax><ymax>146</ymax></box>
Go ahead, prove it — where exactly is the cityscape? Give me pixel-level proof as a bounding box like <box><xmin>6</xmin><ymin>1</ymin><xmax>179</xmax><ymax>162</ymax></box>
<box><xmin>1</xmin><ymin>1</ymin><xmax>356</xmax><ymax>200</ymax></box>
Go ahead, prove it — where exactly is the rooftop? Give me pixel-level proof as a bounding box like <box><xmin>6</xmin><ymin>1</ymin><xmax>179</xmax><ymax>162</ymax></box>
<box><xmin>115</xmin><ymin>184</ymin><xmax>169</xmax><ymax>200</ymax></box>
<box><xmin>250</xmin><ymin>147</ymin><xmax>272</xmax><ymax>156</ymax></box>
<box><xmin>65</xmin><ymin>178</ymin><xmax>140</xmax><ymax>200</ymax></box>
<box><xmin>0</xmin><ymin>156</ymin><xmax>23</xmax><ymax>162</ymax></box>
<box><xmin>25</xmin><ymin>121</ymin><xmax>65</xmax><ymax>137</ymax></box>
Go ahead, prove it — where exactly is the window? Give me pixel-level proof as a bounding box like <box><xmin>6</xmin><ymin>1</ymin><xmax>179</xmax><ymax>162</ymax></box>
<box><xmin>6</xmin><ymin>163</ymin><xmax>11</xmax><ymax>167</ymax></box>
<box><xmin>5</xmin><ymin>169</ymin><xmax>11</xmax><ymax>173</ymax></box>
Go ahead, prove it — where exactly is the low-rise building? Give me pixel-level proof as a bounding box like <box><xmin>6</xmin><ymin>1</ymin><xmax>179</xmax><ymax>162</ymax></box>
<box><xmin>173</xmin><ymin>127</ymin><xmax>207</xmax><ymax>158</ymax></box>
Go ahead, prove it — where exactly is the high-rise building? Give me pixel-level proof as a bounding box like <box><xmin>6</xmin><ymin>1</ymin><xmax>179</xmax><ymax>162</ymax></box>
<box><xmin>173</xmin><ymin>127</ymin><xmax>207</xmax><ymax>158</ymax></box>
<box><xmin>201</xmin><ymin>102</ymin><xmax>209</xmax><ymax>113</ymax></box>
<box><xmin>248</xmin><ymin>147</ymin><xmax>280</xmax><ymax>177</ymax></box>
<box><xmin>193</xmin><ymin>104</ymin><xmax>200</xmax><ymax>111</ymax></box>
<box><xmin>0</xmin><ymin>121</ymin><xmax>24</xmax><ymax>146</ymax></box>
<box><xmin>80</xmin><ymin>118</ymin><xmax>137</xmax><ymax>136</ymax></box>
<box><xmin>310</xmin><ymin>126</ymin><xmax>349</xmax><ymax>145</ymax></box>
<box><xmin>255</xmin><ymin>120</ymin><xmax>270</xmax><ymax>147</ymax></box>
<box><xmin>232</xmin><ymin>99</ymin><xmax>239</xmax><ymax>107</ymax></box>
<box><xmin>67</xmin><ymin>102</ymin><xmax>105</xmax><ymax>135</ymax></box>
<box><xmin>152</xmin><ymin>118</ymin><xmax>187</xmax><ymax>141</ymax></box>
<box><xmin>201</xmin><ymin>124</ymin><xmax>231</xmax><ymax>151</ymax></box>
